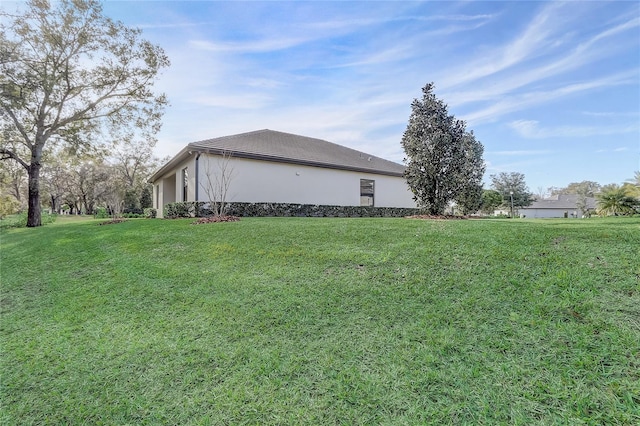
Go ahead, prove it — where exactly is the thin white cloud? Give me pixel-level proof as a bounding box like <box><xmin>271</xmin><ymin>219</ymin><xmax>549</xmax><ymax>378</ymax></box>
<box><xmin>190</xmin><ymin>37</ymin><xmax>311</xmax><ymax>53</ymax></box>
<box><xmin>424</xmin><ymin>14</ymin><xmax>495</xmax><ymax>22</ymax></box>
<box><xmin>582</xmin><ymin>111</ymin><xmax>639</xmax><ymax>118</ymax></box>
<box><xmin>464</xmin><ymin>70</ymin><xmax>638</xmax><ymax>124</ymax></box>
<box><xmin>588</xmin><ymin>14</ymin><xmax>640</xmax><ymax>45</ymax></box>
<box><xmin>443</xmin><ymin>15</ymin><xmax>640</xmax><ymax>108</ymax></box>
<box><xmin>244</xmin><ymin>78</ymin><xmax>285</xmax><ymax>89</ymax></box>
<box><xmin>329</xmin><ymin>44</ymin><xmax>415</xmax><ymax>68</ymax></box>
<box><xmin>509</xmin><ymin>119</ymin><xmax>640</xmax><ymax>139</ymax></box>
<box><xmin>137</xmin><ymin>21</ymin><xmax>216</xmax><ymax>29</ymax></box>
<box><xmin>302</xmin><ymin>13</ymin><xmax>494</xmax><ymax>32</ymax></box>
<box><xmin>596</xmin><ymin>147</ymin><xmax>632</xmax><ymax>153</ymax></box>
<box><xmin>301</xmin><ymin>17</ymin><xmax>387</xmax><ymax>31</ymax></box>
<box><xmin>438</xmin><ymin>2</ymin><xmax>565</xmax><ymax>90</ymax></box>
<box><xmin>491</xmin><ymin>150</ymin><xmax>552</xmax><ymax>156</ymax></box>
<box><xmin>190</xmin><ymin>93</ymin><xmax>273</xmax><ymax>109</ymax></box>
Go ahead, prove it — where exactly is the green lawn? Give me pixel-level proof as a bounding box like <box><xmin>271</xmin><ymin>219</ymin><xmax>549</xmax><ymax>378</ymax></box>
<box><xmin>1</xmin><ymin>217</ymin><xmax>639</xmax><ymax>424</ymax></box>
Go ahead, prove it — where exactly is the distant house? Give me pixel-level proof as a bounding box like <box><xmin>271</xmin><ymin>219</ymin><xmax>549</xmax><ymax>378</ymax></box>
<box><xmin>519</xmin><ymin>194</ymin><xmax>597</xmax><ymax>218</ymax></box>
<box><xmin>149</xmin><ymin>129</ymin><xmax>416</xmax><ymax>218</ymax></box>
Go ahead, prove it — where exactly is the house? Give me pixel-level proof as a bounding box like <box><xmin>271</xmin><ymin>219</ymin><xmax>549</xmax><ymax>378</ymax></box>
<box><xmin>149</xmin><ymin>129</ymin><xmax>417</xmax><ymax>217</ymax></box>
<box><xmin>519</xmin><ymin>194</ymin><xmax>597</xmax><ymax>218</ymax></box>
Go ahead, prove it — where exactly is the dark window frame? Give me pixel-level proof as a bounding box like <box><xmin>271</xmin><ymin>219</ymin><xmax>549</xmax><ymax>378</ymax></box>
<box><xmin>360</xmin><ymin>179</ymin><xmax>375</xmax><ymax>206</ymax></box>
<box><xmin>182</xmin><ymin>167</ymin><xmax>188</xmax><ymax>202</ymax></box>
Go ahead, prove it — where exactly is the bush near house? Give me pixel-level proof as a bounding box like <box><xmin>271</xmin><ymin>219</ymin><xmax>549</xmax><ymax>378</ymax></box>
<box><xmin>163</xmin><ymin>201</ymin><xmax>424</xmax><ymax>218</ymax></box>
<box><xmin>143</xmin><ymin>208</ymin><xmax>157</xmax><ymax>218</ymax></box>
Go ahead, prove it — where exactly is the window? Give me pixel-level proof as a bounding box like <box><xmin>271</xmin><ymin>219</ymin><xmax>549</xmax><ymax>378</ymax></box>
<box><xmin>181</xmin><ymin>167</ymin><xmax>188</xmax><ymax>202</ymax></box>
<box><xmin>155</xmin><ymin>185</ymin><xmax>159</xmax><ymax>208</ymax></box>
<box><xmin>360</xmin><ymin>179</ymin><xmax>374</xmax><ymax>206</ymax></box>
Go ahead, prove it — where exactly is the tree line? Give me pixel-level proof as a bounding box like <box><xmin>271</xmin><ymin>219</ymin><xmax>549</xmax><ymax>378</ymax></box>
<box><xmin>0</xmin><ymin>139</ymin><xmax>164</xmax><ymax>218</ymax></box>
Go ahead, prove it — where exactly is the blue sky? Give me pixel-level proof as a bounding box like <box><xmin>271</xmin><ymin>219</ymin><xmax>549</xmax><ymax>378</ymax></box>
<box><xmin>103</xmin><ymin>1</ymin><xmax>638</xmax><ymax>192</ymax></box>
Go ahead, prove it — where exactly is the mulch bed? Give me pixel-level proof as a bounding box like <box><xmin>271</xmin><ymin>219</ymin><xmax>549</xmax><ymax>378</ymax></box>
<box><xmin>191</xmin><ymin>216</ymin><xmax>241</xmax><ymax>224</ymax></box>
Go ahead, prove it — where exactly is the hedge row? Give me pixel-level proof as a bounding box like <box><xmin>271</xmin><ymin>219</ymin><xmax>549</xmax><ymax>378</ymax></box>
<box><xmin>163</xmin><ymin>202</ymin><xmax>423</xmax><ymax>219</ymax></box>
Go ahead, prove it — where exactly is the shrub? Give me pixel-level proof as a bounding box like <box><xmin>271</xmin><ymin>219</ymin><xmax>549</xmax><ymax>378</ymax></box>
<box><xmin>0</xmin><ymin>196</ymin><xmax>21</xmax><ymax>219</ymax></box>
<box><xmin>123</xmin><ymin>208</ymin><xmax>143</xmax><ymax>215</ymax></box>
<box><xmin>163</xmin><ymin>202</ymin><xmax>423</xmax><ymax>218</ymax></box>
<box><xmin>0</xmin><ymin>211</ymin><xmax>56</xmax><ymax>229</ymax></box>
<box><xmin>492</xmin><ymin>213</ymin><xmax>510</xmax><ymax>219</ymax></box>
<box><xmin>0</xmin><ymin>212</ymin><xmax>27</xmax><ymax>229</ymax></box>
<box><xmin>94</xmin><ymin>207</ymin><xmax>109</xmax><ymax>219</ymax></box>
<box><xmin>143</xmin><ymin>208</ymin><xmax>157</xmax><ymax>219</ymax></box>
<box><xmin>164</xmin><ymin>202</ymin><xmax>204</xmax><ymax>218</ymax></box>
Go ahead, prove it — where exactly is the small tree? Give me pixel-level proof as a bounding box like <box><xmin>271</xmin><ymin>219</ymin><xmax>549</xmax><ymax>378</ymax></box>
<box><xmin>70</xmin><ymin>160</ymin><xmax>111</xmax><ymax>215</ymax></box>
<box><xmin>0</xmin><ymin>159</ymin><xmax>26</xmax><ymax>206</ymax></box>
<box><xmin>401</xmin><ymin>83</ymin><xmax>485</xmax><ymax>215</ymax></box>
<box><xmin>490</xmin><ymin>172</ymin><xmax>534</xmax><ymax>216</ymax></box>
<box><xmin>123</xmin><ymin>188</ymin><xmax>139</xmax><ymax>212</ymax></box>
<box><xmin>200</xmin><ymin>152</ymin><xmax>235</xmax><ymax>217</ymax></box>
<box><xmin>139</xmin><ymin>185</ymin><xmax>153</xmax><ymax>209</ymax></box>
<box><xmin>480</xmin><ymin>189</ymin><xmax>503</xmax><ymax>215</ymax></box>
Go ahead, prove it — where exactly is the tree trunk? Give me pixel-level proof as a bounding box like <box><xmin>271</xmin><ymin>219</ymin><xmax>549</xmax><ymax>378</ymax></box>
<box><xmin>82</xmin><ymin>195</ymin><xmax>90</xmax><ymax>215</ymax></box>
<box><xmin>12</xmin><ymin>181</ymin><xmax>21</xmax><ymax>202</ymax></box>
<box><xmin>27</xmin><ymin>162</ymin><xmax>42</xmax><ymax>227</ymax></box>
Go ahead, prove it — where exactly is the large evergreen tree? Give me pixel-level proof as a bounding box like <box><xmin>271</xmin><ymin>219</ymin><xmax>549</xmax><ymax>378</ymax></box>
<box><xmin>401</xmin><ymin>83</ymin><xmax>485</xmax><ymax>215</ymax></box>
<box><xmin>0</xmin><ymin>0</ymin><xmax>169</xmax><ymax>226</ymax></box>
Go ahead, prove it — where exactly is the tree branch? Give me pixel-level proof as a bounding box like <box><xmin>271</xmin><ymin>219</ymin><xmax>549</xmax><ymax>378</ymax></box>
<box><xmin>0</xmin><ymin>148</ymin><xmax>29</xmax><ymax>170</ymax></box>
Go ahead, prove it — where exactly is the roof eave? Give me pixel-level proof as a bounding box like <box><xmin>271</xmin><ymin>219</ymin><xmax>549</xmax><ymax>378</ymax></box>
<box><xmin>148</xmin><ymin>146</ymin><xmax>192</xmax><ymax>183</ymax></box>
<box><xmin>168</xmin><ymin>145</ymin><xmax>405</xmax><ymax>177</ymax></box>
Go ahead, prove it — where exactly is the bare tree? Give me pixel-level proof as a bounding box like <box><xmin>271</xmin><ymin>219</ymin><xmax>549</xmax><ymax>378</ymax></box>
<box><xmin>200</xmin><ymin>152</ymin><xmax>235</xmax><ymax>217</ymax></box>
<box><xmin>95</xmin><ymin>170</ymin><xmax>125</xmax><ymax>219</ymax></box>
<box><xmin>535</xmin><ymin>186</ymin><xmax>548</xmax><ymax>200</ymax></box>
<box><xmin>112</xmin><ymin>136</ymin><xmax>162</xmax><ymax>211</ymax></box>
<box><xmin>0</xmin><ymin>159</ymin><xmax>26</xmax><ymax>205</ymax></box>
<box><xmin>41</xmin><ymin>161</ymin><xmax>71</xmax><ymax>214</ymax></box>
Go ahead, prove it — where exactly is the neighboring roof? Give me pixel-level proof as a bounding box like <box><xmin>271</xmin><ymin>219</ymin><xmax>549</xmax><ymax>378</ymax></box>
<box><xmin>522</xmin><ymin>194</ymin><xmax>597</xmax><ymax>210</ymax></box>
<box><xmin>150</xmin><ymin>129</ymin><xmax>406</xmax><ymax>181</ymax></box>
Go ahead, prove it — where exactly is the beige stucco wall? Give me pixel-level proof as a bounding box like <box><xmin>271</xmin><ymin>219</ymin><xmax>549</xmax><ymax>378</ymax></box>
<box><xmin>153</xmin><ymin>156</ymin><xmax>196</xmax><ymax>217</ymax></box>
<box><xmin>519</xmin><ymin>208</ymin><xmax>580</xmax><ymax>218</ymax></box>
<box><xmin>152</xmin><ymin>153</ymin><xmax>416</xmax><ymax>217</ymax></box>
<box><xmin>201</xmin><ymin>156</ymin><xmax>415</xmax><ymax>208</ymax></box>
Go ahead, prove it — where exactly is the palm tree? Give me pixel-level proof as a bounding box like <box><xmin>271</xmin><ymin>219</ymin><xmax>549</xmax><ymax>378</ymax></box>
<box><xmin>596</xmin><ymin>185</ymin><xmax>639</xmax><ymax>216</ymax></box>
<box><xmin>624</xmin><ymin>171</ymin><xmax>640</xmax><ymax>198</ymax></box>
<box><xmin>626</xmin><ymin>171</ymin><xmax>640</xmax><ymax>186</ymax></box>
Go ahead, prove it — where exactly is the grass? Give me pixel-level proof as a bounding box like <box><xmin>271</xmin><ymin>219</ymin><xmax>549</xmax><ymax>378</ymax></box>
<box><xmin>1</xmin><ymin>217</ymin><xmax>639</xmax><ymax>424</ymax></box>
<box><xmin>0</xmin><ymin>212</ymin><xmax>58</xmax><ymax>230</ymax></box>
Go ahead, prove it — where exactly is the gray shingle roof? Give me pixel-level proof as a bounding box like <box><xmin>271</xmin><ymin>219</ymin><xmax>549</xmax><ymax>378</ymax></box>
<box><xmin>523</xmin><ymin>194</ymin><xmax>597</xmax><ymax>210</ymax></box>
<box><xmin>187</xmin><ymin>129</ymin><xmax>406</xmax><ymax>176</ymax></box>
